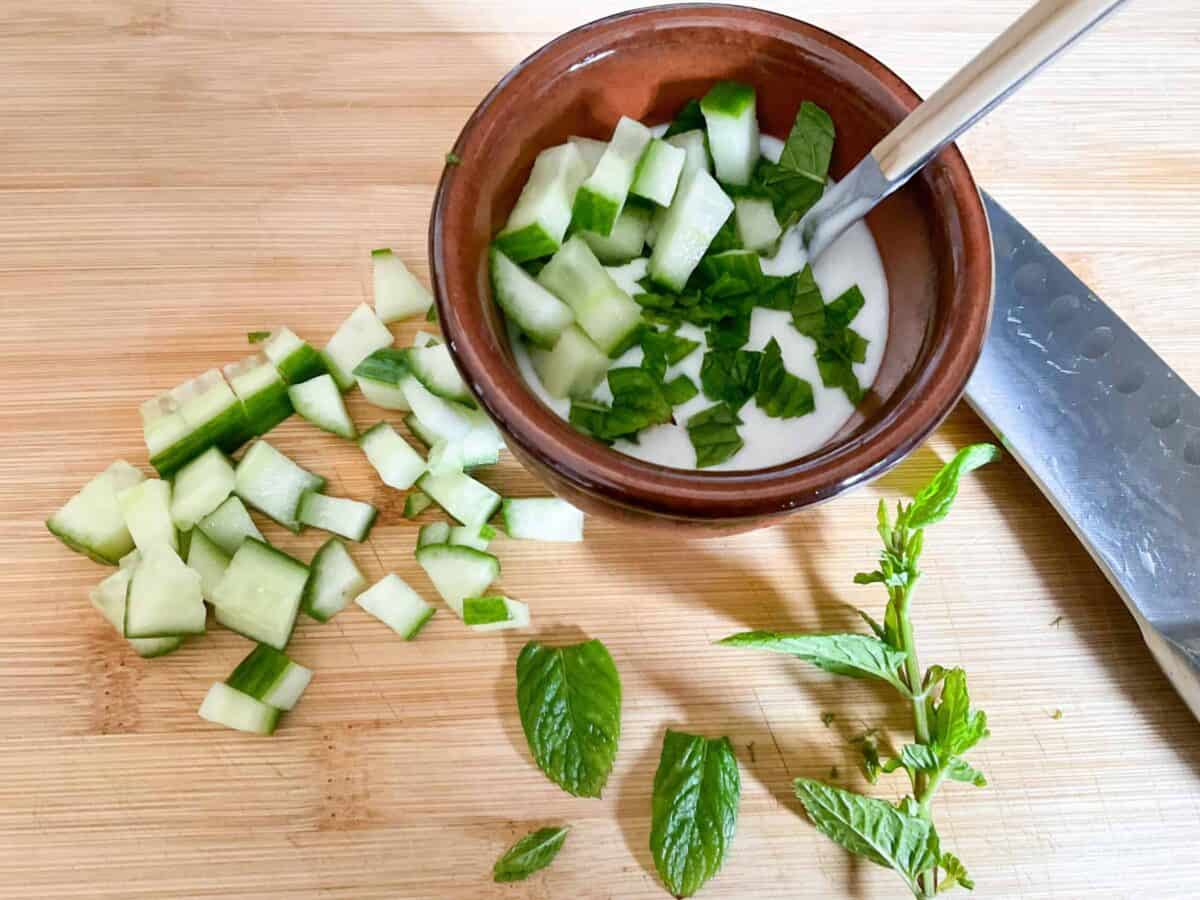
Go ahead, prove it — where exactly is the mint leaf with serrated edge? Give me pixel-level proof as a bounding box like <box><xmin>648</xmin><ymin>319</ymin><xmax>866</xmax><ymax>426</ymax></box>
<box><xmin>794</xmin><ymin>779</ymin><xmax>940</xmax><ymax>896</ymax></box>
<box><xmin>650</xmin><ymin>729</ymin><xmax>741</xmax><ymax>898</ymax></box>
<box><xmin>641</xmin><ymin>328</ymin><xmax>700</xmax><ymax>382</ymax></box>
<box><xmin>492</xmin><ymin>825</ymin><xmax>569</xmax><ymax>883</ymax></box>
<box><xmin>515</xmin><ymin>639</ymin><xmax>621</xmax><ymax>798</ymax></box>
<box><xmin>939</xmin><ymin>852</ymin><xmax>975</xmax><ymax>892</ymax></box>
<box><xmin>664</xmin><ymin>374</ymin><xmax>699</xmax><ymax>406</ymax></box>
<box><xmin>903</xmin><ymin>444</ymin><xmax>1002</xmax><ymax>531</ymax></box>
<box><xmin>945</xmin><ymin>757</ymin><xmax>987</xmax><ymax>788</ymax></box>
<box><xmin>686</xmin><ymin>403</ymin><xmax>744</xmax><ymax>468</ymax></box>
<box><xmin>931</xmin><ymin>669</ymin><xmax>989</xmax><ymax>758</ymax></box>
<box><xmin>898</xmin><ymin>743</ymin><xmax>940</xmax><ymax>773</ymax></box>
<box><xmin>778</xmin><ymin>101</ymin><xmax>836</xmax><ymax>184</ymax></box>
<box><xmin>789</xmin><ymin>273</ymin><xmax>869</xmax><ymax>404</ymax></box>
<box><xmin>756</xmin><ymin>337</ymin><xmax>815</xmax><ymax>418</ymax></box>
<box><xmin>700</xmin><ymin>348</ymin><xmax>762</xmax><ymax>409</ymax></box>
<box><xmin>718</xmin><ymin>631</ymin><xmax>909</xmax><ymax>691</ymax></box>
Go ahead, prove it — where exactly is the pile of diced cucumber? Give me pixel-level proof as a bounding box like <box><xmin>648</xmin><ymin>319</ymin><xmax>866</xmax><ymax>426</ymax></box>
<box><xmin>48</xmin><ymin>248</ymin><xmax>586</xmax><ymax>737</ymax></box>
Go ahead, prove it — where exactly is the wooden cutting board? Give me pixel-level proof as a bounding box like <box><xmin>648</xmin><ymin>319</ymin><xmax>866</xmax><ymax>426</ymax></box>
<box><xmin>2</xmin><ymin>2</ymin><xmax>1198</xmax><ymax>897</ymax></box>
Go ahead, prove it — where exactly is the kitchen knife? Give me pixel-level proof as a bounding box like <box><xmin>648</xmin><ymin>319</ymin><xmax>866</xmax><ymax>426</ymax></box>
<box><xmin>966</xmin><ymin>193</ymin><xmax>1200</xmax><ymax>719</ymax></box>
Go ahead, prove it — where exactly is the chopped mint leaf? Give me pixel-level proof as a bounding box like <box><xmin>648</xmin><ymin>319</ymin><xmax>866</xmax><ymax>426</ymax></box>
<box><xmin>425</xmin><ymin>304</ymin><xmax>439</xmax><ymax>323</ymax></box>
<box><xmin>697</xmin><ymin>249</ymin><xmax>763</xmax><ymax>290</ymax></box>
<box><xmin>664</xmin><ymin>98</ymin><xmax>705</xmax><ymax>138</ymax></box>
<box><xmin>641</xmin><ymin>328</ymin><xmax>700</xmax><ymax>382</ymax></box>
<box><xmin>568</xmin><ymin>369</ymin><xmax>673</xmax><ymax>443</ymax></box>
<box><xmin>757</xmin><ymin>274</ymin><xmax>797</xmax><ymax>311</ymax></box>
<box><xmin>756</xmin><ymin>337</ymin><xmax>815</xmax><ymax>418</ymax></box>
<box><xmin>752</xmin><ymin>101</ymin><xmax>836</xmax><ymax>229</ymax></box>
<box><xmin>568</xmin><ymin>400</ymin><xmax>613</xmax><ymax>444</ymax></box>
<box><xmin>707</xmin><ymin>212</ymin><xmax>742</xmax><ymax>254</ymax></box>
<box><xmin>445</xmin><ymin>151</ymin><xmax>462</xmax><ymax>165</ymax></box>
<box><xmin>246</xmin><ymin>330</ymin><xmax>271</xmax><ymax>344</ymax></box>
<box><xmin>521</xmin><ymin>257</ymin><xmax>548</xmax><ymax>277</ymax></box>
<box><xmin>663</xmin><ymin>374</ymin><xmax>699</xmax><ymax>406</ymax></box>
<box><xmin>790</xmin><ymin>273</ymin><xmax>870</xmax><ymax>404</ymax></box>
<box><xmin>700</xmin><ymin>348</ymin><xmax>762</xmax><ymax>409</ymax></box>
<box><xmin>1051</xmin><ymin>709</ymin><xmax>1063</xmax><ymax>720</ymax></box>
<box><xmin>849</xmin><ymin>729</ymin><xmax>883</xmax><ymax>784</ymax></box>
<box><xmin>706</xmin><ymin>312</ymin><xmax>751</xmax><ymax>351</ymax></box>
<box><xmin>686</xmin><ymin>403</ymin><xmax>744</xmax><ymax>468</ymax></box>
<box><xmin>493</xmin><ymin>825</ymin><xmax>569</xmax><ymax>883</ymax></box>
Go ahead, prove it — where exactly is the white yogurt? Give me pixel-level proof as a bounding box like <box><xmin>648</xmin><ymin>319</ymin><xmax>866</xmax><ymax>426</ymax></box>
<box><xmin>512</xmin><ymin>135</ymin><xmax>889</xmax><ymax>471</ymax></box>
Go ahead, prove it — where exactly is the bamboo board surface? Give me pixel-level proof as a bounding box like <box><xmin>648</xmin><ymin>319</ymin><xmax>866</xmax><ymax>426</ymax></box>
<box><xmin>2</xmin><ymin>2</ymin><xmax>1199</xmax><ymax>897</ymax></box>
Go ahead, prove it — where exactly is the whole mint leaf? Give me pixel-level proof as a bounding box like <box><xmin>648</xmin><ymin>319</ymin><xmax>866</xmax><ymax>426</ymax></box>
<box><xmin>904</xmin><ymin>444</ymin><xmax>1001</xmax><ymax>530</ymax></box>
<box><xmin>718</xmin><ymin>631</ymin><xmax>908</xmax><ymax>690</ymax></box>
<box><xmin>650</xmin><ymin>729</ymin><xmax>741</xmax><ymax>898</ymax></box>
<box><xmin>492</xmin><ymin>825</ymin><xmax>569</xmax><ymax>883</ymax></box>
<box><xmin>793</xmin><ymin>779</ymin><xmax>940</xmax><ymax>895</ymax></box>
<box><xmin>515</xmin><ymin>639</ymin><xmax>622</xmax><ymax>797</ymax></box>
<box><xmin>932</xmin><ymin>669</ymin><xmax>989</xmax><ymax>758</ymax></box>
<box><xmin>778</xmin><ymin>101</ymin><xmax>835</xmax><ymax>184</ymax></box>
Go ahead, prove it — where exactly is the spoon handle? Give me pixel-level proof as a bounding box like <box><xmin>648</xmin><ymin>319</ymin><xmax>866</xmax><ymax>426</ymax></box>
<box><xmin>802</xmin><ymin>0</ymin><xmax>1128</xmax><ymax>259</ymax></box>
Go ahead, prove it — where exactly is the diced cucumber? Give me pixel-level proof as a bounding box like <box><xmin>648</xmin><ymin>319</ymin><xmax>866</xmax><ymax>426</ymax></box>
<box><xmin>580</xmin><ymin>203</ymin><xmax>652</xmax><ymax>265</ymax></box>
<box><xmin>490</xmin><ymin>247</ymin><xmax>575</xmax><ymax>349</ymax></box>
<box><xmin>537</xmin><ymin>236</ymin><xmax>642</xmax><ymax>355</ymax></box>
<box><xmin>196</xmin><ymin>495</ymin><xmax>263</xmax><ymax>555</ymax></box>
<box><xmin>418</xmin><ymin>521</ymin><xmax>451</xmax><ymax>548</ymax></box>
<box><xmin>225</xmin><ymin>644</ymin><xmax>313</xmax><ymax>711</ymax></box>
<box><xmin>463</xmin><ymin>596</ymin><xmax>530</xmax><ymax>632</ymax></box>
<box><xmin>426</xmin><ymin>431</ymin><xmax>501</xmax><ymax>476</ymax></box>
<box><xmin>170</xmin><ymin>447</ymin><xmax>235</xmax><ymax>530</ymax></box>
<box><xmin>288</xmin><ymin>373</ymin><xmax>357</xmax><ymax>439</ymax></box>
<box><xmin>212</xmin><ymin>538</ymin><xmax>309</xmax><ymax>650</ymax></box>
<box><xmin>372</xmin><ymin>248</ymin><xmax>434</xmax><ymax>323</ymax></box>
<box><xmin>449</xmin><ymin>522</ymin><xmax>496</xmax><ymax>552</ymax></box>
<box><xmin>403</xmin><ymin>378</ymin><xmax>476</xmax><ymax>441</ymax></box>
<box><xmin>353</xmin><ymin>348</ymin><xmax>412</xmax><ymax>411</ymax></box>
<box><xmin>735</xmin><ymin>196</ymin><xmax>782</xmax><ymax>252</ymax></box>
<box><xmin>415</xmin><ymin>544</ymin><xmax>500</xmax><ymax>616</ymax></box>
<box><xmin>143</xmin><ymin>369</ymin><xmax>253</xmax><ymax>477</ymax></box>
<box><xmin>631</xmin><ymin>139</ymin><xmax>687</xmax><ymax>207</ymax></box>
<box><xmin>648</xmin><ymin>168</ymin><xmax>735</xmax><ymax>291</ymax></box>
<box><xmin>124</xmin><ymin>544</ymin><xmax>206</xmax><ymax>638</ymax></box>
<box><xmin>354</xmin><ymin>573</ymin><xmax>435</xmax><ymax>639</ymax></box>
<box><xmin>262</xmin><ymin>327</ymin><xmax>329</xmax><ymax>385</ymax></box>
<box><xmin>46</xmin><ymin>460</ymin><xmax>144</xmax><ymax>565</ymax></box>
<box><xmin>403</xmin><ymin>403</ymin><xmax>504</xmax><ymax>462</ymax></box>
<box><xmin>322</xmin><ymin>303</ymin><xmax>393</xmax><ymax>390</ymax></box>
<box><xmin>224</xmin><ymin>353</ymin><xmax>293</xmax><ymax>435</ymax></box>
<box><xmin>568</xmin><ymin>136</ymin><xmax>607</xmax><ymax>174</ymax></box>
<box><xmin>403</xmin><ymin>490</ymin><xmax>432</xmax><ymax>519</ymax></box>
<box><xmin>531</xmin><ymin>324</ymin><xmax>610</xmax><ymax>399</ymax></box>
<box><xmin>302</xmin><ymin>538</ymin><xmax>365</xmax><ymax>623</ymax></box>
<box><xmin>666</xmin><ymin>129</ymin><xmax>712</xmax><ymax>177</ymax></box>
<box><xmin>570</xmin><ymin>116</ymin><xmax>653</xmax><ymax>236</ymax></box>
<box><xmin>605</xmin><ymin>257</ymin><xmax>650</xmax><ymax>296</ymax></box>
<box><xmin>198</xmin><ymin>682</ymin><xmax>280</xmax><ymax>736</ymax></box>
<box><xmin>118</xmin><ymin>478</ymin><xmax>178</xmax><ymax>553</ymax></box>
<box><xmin>234</xmin><ymin>441</ymin><xmax>325</xmax><ymax>533</ymax></box>
<box><xmin>404</xmin><ymin>413</ymin><xmax>438</xmax><ymax>449</ymax></box>
<box><xmin>412</xmin><ymin>330</ymin><xmax>440</xmax><ymax>348</ymax></box>
<box><xmin>417</xmin><ymin>470</ymin><xmax>501</xmax><ymax>526</ymax></box>
<box><xmin>89</xmin><ymin>565</ymin><xmax>183</xmax><ymax>658</ymax></box>
<box><xmin>186</xmin><ymin>527</ymin><xmax>231</xmax><ymax>603</ymax></box>
<box><xmin>405</xmin><ymin>343</ymin><xmax>474</xmax><ymax>406</ymax></box>
<box><xmin>501</xmin><ymin>497</ymin><xmax>585</xmax><ymax>542</ymax></box>
<box><xmin>359</xmin><ymin>422</ymin><xmax>426</xmax><ymax>490</ymax></box>
<box><xmin>495</xmin><ymin>143</ymin><xmax>589</xmax><ymax>262</ymax></box>
<box><xmin>700</xmin><ymin>81</ymin><xmax>760</xmax><ymax>186</ymax></box>
<box><xmin>297</xmin><ymin>491</ymin><xmax>378</xmax><ymax>542</ymax></box>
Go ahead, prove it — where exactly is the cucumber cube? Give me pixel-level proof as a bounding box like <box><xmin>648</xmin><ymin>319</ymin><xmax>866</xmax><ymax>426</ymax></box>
<box><xmin>580</xmin><ymin>203</ymin><xmax>652</xmax><ymax>265</ymax></box>
<box><xmin>495</xmin><ymin>143</ymin><xmax>589</xmax><ymax>262</ymax></box>
<box><xmin>567</xmin><ymin>136</ymin><xmax>607</xmax><ymax>174</ymax></box>
<box><xmin>124</xmin><ymin>544</ymin><xmax>206</xmax><ymax>638</ymax></box>
<box><xmin>735</xmin><ymin>196</ymin><xmax>783</xmax><ymax>252</ymax></box>
<box><xmin>297</xmin><ymin>491</ymin><xmax>378</xmax><ymax>542</ymax></box>
<box><xmin>171</xmin><ymin>447</ymin><xmax>236</xmax><ymax>530</ymax></box>
<box><xmin>415</xmin><ymin>544</ymin><xmax>500</xmax><ymax>616</ymax></box>
<box><xmin>288</xmin><ymin>373</ymin><xmax>357</xmax><ymax>439</ymax></box>
<box><xmin>665</xmin><ymin>129</ymin><xmax>712</xmax><ymax>178</ymax></box>
<box><xmin>570</xmin><ymin>116</ymin><xmax>653</xmax><ymax>236</ymax></box>
<box><xmin>700</xmin><ymin>81</ymin><xmax>760</xmax><ymax>186</ymax></box>
<box><xmin>225</xmin><ymin>644</ymin><xmax>313</xmax><ymax>711</ymax></box>
<box><xmin>354</xmin><ymin>573</ymin><xmax>435</xmax><ymax>639</ymax></box>
<box><xmin>648</xmin><ymin>168</ymin><xmax>735</xmax><ymax>292</ymax></box>
<box><xmin>234</xmin><ymin>441</ymin><xmax>325</xmax><ymax>533</ymax></box>
<box><xmin>198</xmin><ymin>682</ymin><xmax>280</xmax><ymax>736</ymax></box>
<box><xmin>501</xmin><ymin>497</ymin><xmax>585</xmax><ymax>542</ymax></box>
<box><xmin>302</xmin><ymin>538</ymin><xmax>366</xmax><ymax>623</ymax></box>
<box><xmin>224</xmin><ymin>354</ymin><xmax>293</xmax><ymax>435</ymax></box>
<box><xmin>631</xmin><ymin>139</ymin><xmax>687</xmax><ymax>207</ymax></box>
<box><xmin>353</xmin><ymin>348</ymin><xmax>412</xmax><ymax>411</ymax></box>
<box><xmin>372</xmin><ymin>248</ymin><xmax>433</xmax><ymax>323</ymax></box>
<box><xmin>531</xmin><ymin>325</ymin><xmax>610</xmax><ymax>399</ymax></box>
<box><xmin>322</xmin><ymin>303</ymin><xmax>393</xmax><ymax>390</ymax></box>
<box><xmin>464</xmin><ymin>596</ymin><xmax>530</xmax><ymax>632</ymax></box>
<box><xmin>359</xmin><ymin>422</ymin><xmax>426</xmax><ymax>490</ymax></box>
<box><xmin>537</xmin><ymin>236</ymin><xmax>643</xmax><ymax>355</ymax></box>
<box><xmin>490</xmin><ymin>247</ymin><xmax>575</xmax><ymax>349</ymax></box>
<box><xmin>212</xmin><ymin>539</ymin><xmax>309</xmax><ymax>650</ymax></box>
<box><xmin>197</xmin><ymin>495</ymin><xmax>263</xmax><ymax>555</ymax></box>
<box><xmin>187</xmin><ymin>527</ymin><xmax>231</xmax><ymax>603</ymax></box>
<box><xmin>46</xmin><ymin>460</ymin><xmax>144</xmax><ymax>565</ymax></box>
<box><xmin>262</xmin><ymin>327</ymin><xmax>329</xmax><ymax>385</ymax></box>
<box><xmin>119</xmin><ymin>478</ymin><xmax>178</xmax><ymax>553</ymax></box>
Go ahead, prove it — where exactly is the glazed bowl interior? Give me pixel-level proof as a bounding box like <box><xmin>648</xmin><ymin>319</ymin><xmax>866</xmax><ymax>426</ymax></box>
<box><xmin>432</xmin><ymin>4</ymin><xmax>991</xmax><ymax>526</ymax></box>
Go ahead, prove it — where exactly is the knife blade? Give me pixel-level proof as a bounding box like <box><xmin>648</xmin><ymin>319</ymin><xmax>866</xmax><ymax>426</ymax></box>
<box><xmin>965</xmin><ymin>193</ymin><xmax>1200</xmax><ymax>719</ymax></box>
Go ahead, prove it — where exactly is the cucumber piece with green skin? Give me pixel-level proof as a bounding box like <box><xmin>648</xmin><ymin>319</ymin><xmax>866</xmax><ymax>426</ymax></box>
<box><xmin>417</xmin><ymin>469</ymin><xmax>501</xmax><ymax>527</ymax></box>
<box><xmin>531</xmin><ymin>324</ymin><xmax>611</xmax><ymax>399</ymax></box>
<box><xmin>665</xmin><ymin>129</ymin><xmax>712</xmax><ymax>177</ymax></box>
<box><xmin>501</xmin><ymin>497</ymin><xmax>585</xmax><ymax>542</ymax></box>
<box><xmin>580</xmin><ymin>203</ymin><xmax>652</xmax><ymax>265</ymax></box>
<box><xmin>463</xmin><ymin>596</ymin><xmax>530</xmax><ymax>632</ymax></box>
<box><xmin>354</xmin><ymin>573</ymin><xmax>435</xmax><ymax>639</ymax></box>
<box><xmin>170</xmin><ymin>447</ymin><xmax>235</xmax><ymax>531</ymax></box>
<box><xmin>700</xmin><ymin>80</ymin><xmax>760</xmax><ymax>186</ymax></box>
<box><xmin>297</xmin><ymin>491</ymin><xmax>378</xmax><ymax>542</ymax></box>
<box><xmin>402</xmin><ymin>378</ymin><xmax>477</xmax><ymax>441</ymax></box>
<box><xmin>449</xmin><ymin>522</ymin><xmax>496</xmax><ymax>552</ymax></box>
<box><xmin>302</xmin><ymin>538</ymin><xmax>365</xmax><ymax>622</ymax></box>
<box><xmin>631</xmin><ymin>139</ymin><xmax>687</xmax><ymax>207</ymax></box>
<box><xmin>262</xmin><ymin>327</ymin><xmax>329</xmax><ymax>385</ymax></box>
<box><xmin>119</xmin><ymin>478</ymin><xmax>178</xmax><ymax>553</ymax></box>
<box><xmin>124</xmin><ymin>544</ymin><xmax>206</xmax><ymax>638</ymax></box>
<box><xmin>186</xmin><ymin>527</ymin><xmax>231</xmax><ymax>603</ymax></box>
<box><xmin>372</xmin><ymin>248</ymin><xmax>433</xmax><ymax>323</ymax></box>
<box><xmin>494</xmin><ymin>143</ymin><xmax>589</xmax><ymax>263</ymax></box>
<box><xmin>734</xmin><ymin>196</ymin><xmax>782</xmax><ymax>252</ymax></box>
<box><xmin>143</xmin><ymin>369</ymin><xmax>254</xmax><ymax>477</ymax></box>
<box><xmin>403</xmin><ymin>401</ymin><xmax>505</xmax><ymax>462</ymax></box>
<box><xmin>89</xmin><ymin>565</ymin><xmax>183</xmax><ymax>658</ymax></box>
<box><xmin>46</xmin><ymin>460</ymin><xmax>144</xmax><ymax>565</ymax></box>
<box><xmin>570</xmin><ymin>116</ymin><xmax>653</xmax><ymax>236</ymax></box>
<box><xmin>211</xmin><ymin>538</ymin><xmax>309</xmax><ymax>650</ymax></box>
<box><xmin>358</xmin><ymin>422</ymin><xmax>426</xmax><ymax>490</ymax></box>
<box><xmin>426</xmin><ymin>432</ymin><xmax>501</xmax><ymax>476</ymax></box>
<box><xmin>404</xmin><ymin>413</ymin><xmax>438</xmax><ymax>449</ymax></box>
<box><xmin>648</xmin><ymin>168</ymin><xmax>735</xmax><ymax>292</ymax></box>
<box><xmin>196</xmin><ymin>495</ymin><xmax>263</xmax><ymax>555</ymax></box>
<box><xmin>536</xmin><ymin>236</ymin><xmax>642</xmax><ymax>355</ymax></box>
<box><xmin>225</xmin><ymin>644</ymin><xmax>313</xmax><ymax>711</ymax></box>
<box><xmin>415</xmin><ymin>543</ymin><xmax>500</xmax><ymax>616</ymax></box>
<box><xmin>234</xmin><ymin>441</ymin><xmax>325</xmax><ymax>533</ymax></box>
<box><xmin>198</xmin><ymin>682</ymin><xmax>279</xmax><ymax>736</ymax></box>
<box><xmin>567</xmin><ymin>136</ymin><xmax>607</xmax><ymax>174</ymax></box>
<box><xmin>353</xmin><ymin>348</ymin><xmax>412</xmax><ymax>411</ymax></box>
<box><xmin>417</xmin><ymin>521</ymin><xmax>451</xmax><ymax>548</ymax></box>
<box><xmin>404</xmin><ymin>344</ymin><xmax>475</xmax><ymax>406</ymax></box>
<box><xmin>490</xmin><ymin>247</ymin><xmax>575</xmax><ymax>349</ymax></box>
<box><xmin>403</xmin><ymin>490</ymin><xmax>433</xmax><ymax>519</ymax></box>
<box><xmin>322</xmin><ymin>303</ymin><xmax>393</xmax><ymax>390</ymax></box>
<box><xmin>288</xmin><ymin>373</ymin><xmax>357</xmax><ymax>440</ymax></box>
<box><xmin>412</xmin><ymin>330</ymin><xmax>440</xmax><ymax>348</ymax></box>
<box><xmin>224</xmin><ymin>353</ymin><xmax>293</xmax><ymax>435</ymax></box>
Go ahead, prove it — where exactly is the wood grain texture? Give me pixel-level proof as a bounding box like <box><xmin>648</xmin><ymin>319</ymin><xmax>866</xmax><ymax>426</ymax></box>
<box><xmin>2</xmin><ymin>2</ymin><xmax>1199</xmax><ymax>898</ymax></box>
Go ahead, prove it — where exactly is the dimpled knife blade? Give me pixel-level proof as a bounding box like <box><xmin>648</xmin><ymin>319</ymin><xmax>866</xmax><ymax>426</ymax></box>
<box><xmin>966</xmin><ymin>193</ymin><xmax>1200</xmax><ymax>719</ymax></box>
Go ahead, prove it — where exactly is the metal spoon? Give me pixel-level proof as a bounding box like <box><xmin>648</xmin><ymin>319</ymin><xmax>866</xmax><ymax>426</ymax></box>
<box><xmin>801</xmin><ymin>0</ymin><xmax>1130</xmax><ymax>260</ymax></box>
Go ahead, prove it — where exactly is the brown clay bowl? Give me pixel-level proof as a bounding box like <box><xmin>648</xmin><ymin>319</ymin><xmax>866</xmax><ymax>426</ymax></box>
<box><xmin>430</xmin><ymin>3</ymin><xmax>992</xmax><ymax>531</ymax></box>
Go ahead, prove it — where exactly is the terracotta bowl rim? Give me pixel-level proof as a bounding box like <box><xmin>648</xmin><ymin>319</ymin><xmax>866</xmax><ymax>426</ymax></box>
<box><xmin>429</xmin><ymin>2</ymin><xmax>993</xmax><ymax>522</ymax></box>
